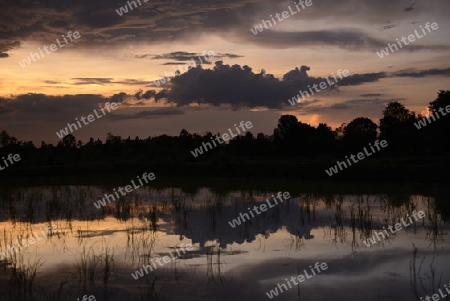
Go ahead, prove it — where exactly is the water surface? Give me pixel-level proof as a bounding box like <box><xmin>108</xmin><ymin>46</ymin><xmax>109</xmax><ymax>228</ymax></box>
<box><xmin>0</xmin><ymin>180</ymin><xmax>448</xmax><ymax>301</ymax></box>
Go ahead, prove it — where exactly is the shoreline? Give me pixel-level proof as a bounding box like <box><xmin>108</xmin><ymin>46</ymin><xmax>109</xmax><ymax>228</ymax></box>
<box><xmin>1</xmin><ymin>158</ymin><xmax>449</xmax><ymax>183</ymax></box>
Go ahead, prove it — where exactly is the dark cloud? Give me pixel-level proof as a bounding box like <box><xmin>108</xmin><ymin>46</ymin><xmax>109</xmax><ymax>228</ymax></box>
<box><xmin>160</xmin><ymin>61</ymin><xmax>284</xmax><ymax>109</ymax></box>
<box><xmin>244</xmin><ymin>28</ymin><xmax>450</xmax><ymax>52</ymax></box>
<box><xmin>113</xmin><ymin>79</ymin><xmax>155</xmax><ymax>86</ymax></box>
<box><xmin>134</xmin><ymin>90</ymin><xmax>143</xmax><ymax>100</ymax></box>
<box><xmin>149</xmin><ymin>63</ymin><xmax>446</xmax><ymax>110</ymax></box>
<box><xmin>361</xmin><ymin>94</ymin><xmax>383</xmax><ymax>97</ymax></box>
<box><xmin>303</xmin><ymin>98</ymin><xmax>401</xmax><ymax>122</ymax></box>
<box><xmin>392</xmin><ymin>67</ymin><xmax>450</xmax><ymax>78</ymax></box>
<box><xmin>0</xmin><ymin>93</ymin><xmax>116</xmax><ymax>119</ymax></box>
<box><xmin>343</xmin><ymin>98</ymin><xmax>393</xmax><ymax>106</ymax></box>
<box><xmin>154</xmin><ymin>89</ymin><xmax>170</xmax><ymax>102</ymax></box>
<box><xmin>0</xmin><ymin>40</ymin><xmax>19</xmax><ymax>58</ymax></box>
<box><xmin>111</xmin><ymin>108</ymin><xmax>184</xmax><ymax>120</ymax></box>
<box><xmin>305</xmin><ymin>97</ymin><xmax>408</xmax><ymax>117</ymax></box>
<box><xmin>142</xmin><ymin>90</ymin><xmax>156</xmax><ymax>99</ymax></box>
<box><xmin>2</xmin><ymin>0</ymin><xmax>447</xmax><ymax>54</ymax></box>
<box><xmin>161</xmin><ymin>61</ymin><xmax>212</xmax><ymax>65</ymax></box>
<box><xmin>404</xmin><ymin>4</ymin><xmax>415</xmax><ymax>12</ymax></box>
<box><xmin>71</xmin><ymin>78</ymin><xmax>154</xmax><ymax>86</ymax></box>
<box><xmin>245</xmin><ymin>29</ymin><xmax>389</xmax><ymax>51</ymax></box>
<box><xmin>380</xmin><ymin>24</ymin><xmax>398</xmax><ymax>30</ymax></box>
<box><xmin>72</xmin><ymin>78</ymin><xmax>113</xmax><ymax>85</ymax></box>
<box><xmin>155</xmin><ymin>62</ymin><xmax>389</xmax><ymax>109</ymax></box>
<box><xmin>0</xmin><ymin>92</ymin><xmax>185</xmax><ymax>130</ymax></box>
<box><xmin>137</xmin><ymin>51</ymin><xmax>243</xmax><ymax>66</ymax></box>
<box><xmin>339</xmin><ymin>72</ymin><xmax>387</xmax><ymax>86</ymax></box>
<box><xmin>330</xmin><ymin>103</ymin><xmax>350</xmax><ymax>110</ymax></box>
<box><xmin>134</xmin><ymin>89</ymin><xmax>156</xmax><ymax>100</ymax></box>
<box><xmin>110</xmin><ymin>92</ymin><xmax>128</xmax><ymax>103</ymax></box>
<box><xmin>150</xmin><ymin>51</ymin><xmax>212</xmax><ymax>62</ymax></box>
<box><xmin>159</xmin><ymin>52</ymin><xmax>244</xmax><ymax>65</ymax></box>
<box><xmin>134</xmin><ymin>54</ymin><xmax>151</xmax><ymax>59</ymax></box>
<box><xmin>219</xmin><ymin>53</ymin><xmax>244</xmax><ymax>59</ymax></box>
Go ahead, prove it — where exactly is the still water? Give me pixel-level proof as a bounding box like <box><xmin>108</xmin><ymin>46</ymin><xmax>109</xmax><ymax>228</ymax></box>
<box><xmin>0</xmin><ymin>180</ymin><xmax>448</xmax><ymax>301</ymax></box>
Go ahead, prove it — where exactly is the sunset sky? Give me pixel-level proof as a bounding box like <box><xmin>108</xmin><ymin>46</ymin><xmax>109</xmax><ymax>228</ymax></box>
<box><xmin>1</xmin><ymin>0</ymin><xmax>449</xmax><ymax>144</ymax></box>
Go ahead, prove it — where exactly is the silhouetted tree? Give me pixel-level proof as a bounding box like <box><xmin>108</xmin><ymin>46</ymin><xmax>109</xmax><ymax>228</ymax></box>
<box><xmin>58</xmin><ymin>134</ymin><xmax>76</xmax><ymax>148</ymax></box>
<box><xmin>274</xmin><ymin>115</ymin><xmax>298</xmax><ymax>141</ymax></box>
<box><xmin>0</xmin><ymin>130</ymin><xmax>18</xmax><ymax>148</ymax></box>
<box><xmin>343</xmin><ymin>117</ymin><xmax>377</xmax><ymax>151</ymax></box>
<box><xmin>379</xmin><ymin>101</ymin><xmax>417</xmax><ymax>153</ymax></box>
<box><xmin>426</xmin><ymin>90</ymin><xmax>450</xmax><ymax>152</ymax></box>
<box><xmin>380</xmin><ymin>101</ymin><xmax>420</xmax><ymax>152</ymax></box>
<box><xmin>429</xmin><ymin>90</ymin><xmax>450</xmax><ymax>112</ymax></box>
<box><xmin>315</xmin><ymin>123</ymin><xmax>337</xmax><ymax>154</ymax></box>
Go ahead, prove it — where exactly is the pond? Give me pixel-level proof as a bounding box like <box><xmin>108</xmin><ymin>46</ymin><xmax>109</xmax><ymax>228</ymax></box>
<box><xmin>0</xmin><ymin>179</ymin><xmax>448</xmax><ymax>301</ymax></box>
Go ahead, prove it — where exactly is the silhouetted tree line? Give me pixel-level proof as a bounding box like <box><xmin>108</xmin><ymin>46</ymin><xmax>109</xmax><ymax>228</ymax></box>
<box><xmin>0</xmin><ymin>90</ymin><xmax>449</xmax><ymax>168</ymax></box>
